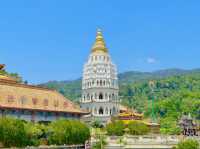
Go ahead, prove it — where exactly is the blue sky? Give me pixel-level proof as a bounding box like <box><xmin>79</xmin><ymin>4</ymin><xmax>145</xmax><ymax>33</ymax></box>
<box><xmin>0</xmin><ymin>0</ymin><xmax>200</xmax><ymax>83</ymax></box>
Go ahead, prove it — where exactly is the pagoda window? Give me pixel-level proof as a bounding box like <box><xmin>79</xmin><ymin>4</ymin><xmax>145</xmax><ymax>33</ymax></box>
<box><xmin>100</xmin><ymin>80</ymin><xmax>102</xmax><ymax>86</ymax></box>
<box><xmin>109</xmin><ymin>94</ymin><xmax>111</xmax><ymax>100</ymax></box>
<box><xmin>99</xmin><ymin>93</ymin><xmax>103</xmax><ymax>100</ymax></box>
<box><xmin>97</xmin><ymin>80</ymin><xmax>99</xmax><ymax>86</ymax></box>
<box><xmin>105</xmin><ymin>107</ymin><xmax>108</xmax><ymax>114</ymax></box>
<box><xmin>87</xmin><ymin>94</ymin><xmax>90</xmax><ymax>100</ymax></box>
<box><xmin>99</xmin><ymin>107</ymin><xmax>104</xmax><ymax>115</ymax></box>
<box><xmin>112</xmin><ymin>94</ymin><xmax>115</xmax><ymax>100</ymax></box>
<box><xmin>103</xmin><ymin>80</ymin><xmax>106</xmax><ymax>86</ymax></box>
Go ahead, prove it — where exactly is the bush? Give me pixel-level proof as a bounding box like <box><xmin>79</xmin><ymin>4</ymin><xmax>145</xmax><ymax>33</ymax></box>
<box><xmin>176</xmin><ymin>139</ymin><xmax>199</xmax><ymax>149</ymax></box>
<box><xmin>24</xmin><ymin>122</ymin><xmax>44</xmax><ymax>146</ymax></box>
<box><xmin>47</xmin><ymin>119</ymin><xmax>90</xmax><ymax>145</ymax></box>
<box><xmin>127</xmin><ymin>121</ymin><xmax>149</xmax><ymax>135</ymax></box>
<box><xmin>0</xmin><ymin>117</ymin><xmax>90</xmax><ymax>147</ymax></box>
<box><xmin>0</xmin><ymin>117</ymin><xmax>28</xmax><ymax>147</ymax></box>
<box><xmin>106</xmin><ymin>120</ymin><xmax>125</xmax><ymax>136</ymax></box>
<box><xmin>160</xmin><ymin>117</ymin><xmax>181</xmax><ymax>135</ymax></box>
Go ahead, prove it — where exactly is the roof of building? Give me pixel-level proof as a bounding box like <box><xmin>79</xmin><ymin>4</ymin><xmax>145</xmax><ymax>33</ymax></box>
<box><xmin>0</xmin><ymin>64</ymin><xmax>5</xmax><ymax>70</ymax></box>
<box><xmin>92</xmin><ymin>29</ymin><xmax>108</xmax><ymax>53</ymax></box>
<box><xmin>0</xmin><ymin>69</ymin><xmax>87</xmax><ymax>114</ymax></box>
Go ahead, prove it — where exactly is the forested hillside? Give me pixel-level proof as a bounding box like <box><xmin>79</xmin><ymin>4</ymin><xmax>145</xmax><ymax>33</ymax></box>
<box><xmin>39</xmin><ymin>68</ymin><xmax>200</xmax><ymax>103</ymax></box>
<box><xmin>40</xmin><ymin>68</ymin><xmax>200</xmax><ymax>134</ymax></box>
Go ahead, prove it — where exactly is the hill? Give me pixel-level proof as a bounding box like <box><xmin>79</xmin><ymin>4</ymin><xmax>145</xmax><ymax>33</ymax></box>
<box><xmin>39</xmin><ymin>68</ymin><xmax>200</xmax><ymax>103</ymax></box>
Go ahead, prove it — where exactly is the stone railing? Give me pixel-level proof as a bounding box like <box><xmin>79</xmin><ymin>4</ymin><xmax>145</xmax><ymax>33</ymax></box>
<box><xmin>106</xmin><ymin>135</ymin><xmax>200</xmax><ymax>146</ymax></box>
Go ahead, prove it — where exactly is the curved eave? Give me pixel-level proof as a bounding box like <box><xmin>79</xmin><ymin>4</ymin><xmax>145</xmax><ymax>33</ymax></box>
<box><xmin>0</xmin><ymin>105</ymin><xmax>89</xmax><ymax>115</ymax></box>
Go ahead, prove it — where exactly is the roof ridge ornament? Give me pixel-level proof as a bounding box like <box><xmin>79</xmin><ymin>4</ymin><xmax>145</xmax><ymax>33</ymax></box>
<box><xmin>91</xmin><ymin>29</ymin><xmax>108</xmax><ymax>53</ymax></box>
<box><xmin>0</xmin><ymin>64</ymin><xmax>5</xmax><ymax>70</ymax></box>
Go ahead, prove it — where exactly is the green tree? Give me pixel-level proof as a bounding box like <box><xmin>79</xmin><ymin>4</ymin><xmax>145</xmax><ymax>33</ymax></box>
<box><xmin>47</xmin><ymin>119</ymin><xmax>90</xmax><ymax>145</ymax></box>
<box><xmin>127</xmin><ymin>121</ymin><xmax>149</xmax><ymax>135</ymax></box>
<box><xmin>106</xmin><ymin>120</ymin><xmax>125</xmax><ymax>136</ymax></box>
<box><xmin>0</xmin><ymin>117</ymin><xmax>28</xmax><ymax>147</ymax></box>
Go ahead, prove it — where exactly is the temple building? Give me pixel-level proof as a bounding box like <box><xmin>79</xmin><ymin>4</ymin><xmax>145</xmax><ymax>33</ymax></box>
<box><xmin>179</xmin><ymin>114</ymin><xmax>200</xmax><ymax>136</ymax></box>
<box><xmin>80</xmin><ymin>29</ymin><xmax>120</xmax><ymax>124</ymax></box>
<box><xmin>0</xmin><ymin>64</ymin><xmax>87</xmax><ymax>122</ymax></box>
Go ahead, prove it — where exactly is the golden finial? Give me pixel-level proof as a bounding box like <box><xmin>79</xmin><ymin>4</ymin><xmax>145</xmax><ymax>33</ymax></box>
<box><xmin>92</xmin><ymin>29</ymin><xmax>108</xmax><ymax>53</ymax></box>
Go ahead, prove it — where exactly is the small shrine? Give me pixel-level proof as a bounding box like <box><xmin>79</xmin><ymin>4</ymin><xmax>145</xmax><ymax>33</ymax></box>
<box><xmin>179</xmin><ymin>114</ymin><xmax>199</xmax><ymax>136</ymax></box>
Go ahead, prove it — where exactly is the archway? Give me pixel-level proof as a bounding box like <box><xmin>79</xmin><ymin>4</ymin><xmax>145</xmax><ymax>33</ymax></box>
<box><xmin>99</xmin><ymin>107</ymin><xmax>104</xmax><ymax>115</ymax></box>
<box><xmin>99</xmin><ymin>93</ymin><xmax>103</xmax><ymax>100</ymax></box>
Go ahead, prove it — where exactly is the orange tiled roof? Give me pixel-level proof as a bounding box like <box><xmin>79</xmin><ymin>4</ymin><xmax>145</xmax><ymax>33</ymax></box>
<box><xmin>0</xmin><ymin>78</ymin><xmax>87</xmax><ymax>114</ymax></box>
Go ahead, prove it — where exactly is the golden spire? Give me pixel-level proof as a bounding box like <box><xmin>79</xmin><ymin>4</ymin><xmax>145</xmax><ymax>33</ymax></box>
<box><xmin>92</xmin><ymin>29</ymin><xmax>108</xmax><ymax>53</ymax></box>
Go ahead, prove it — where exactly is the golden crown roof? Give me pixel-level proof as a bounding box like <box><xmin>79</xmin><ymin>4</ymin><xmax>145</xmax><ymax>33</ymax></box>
<box><xmin>91</xmin><ymin>29</ymin><xmax>108</xmax><ymax>53</ymax></box>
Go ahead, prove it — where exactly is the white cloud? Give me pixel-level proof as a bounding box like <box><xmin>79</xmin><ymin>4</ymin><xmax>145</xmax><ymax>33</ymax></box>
<box><xmin>146</xmin><ymin>57</ymin><xmax>157</xmax><ymax>64</ymax></box>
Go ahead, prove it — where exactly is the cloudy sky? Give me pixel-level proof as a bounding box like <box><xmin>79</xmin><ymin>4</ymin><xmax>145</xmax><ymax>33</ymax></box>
<box><xmin>0</xmin><ymin>0</ymin><xmax>200</xmax><ymax>83</ymax></box>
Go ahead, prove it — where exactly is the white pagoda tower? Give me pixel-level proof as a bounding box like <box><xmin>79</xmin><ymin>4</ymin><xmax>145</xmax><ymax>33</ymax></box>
<box><xmin>80</xmin><ymin>29</ymin><xmax>120</xmax><ymax>124</ymax></box>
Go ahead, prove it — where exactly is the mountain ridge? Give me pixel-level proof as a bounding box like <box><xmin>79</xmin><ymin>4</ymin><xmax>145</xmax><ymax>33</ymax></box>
<box><xmin>39</xmin><ymin>68</ymin><xmax>200</xmax><ymax>102</ymax></box>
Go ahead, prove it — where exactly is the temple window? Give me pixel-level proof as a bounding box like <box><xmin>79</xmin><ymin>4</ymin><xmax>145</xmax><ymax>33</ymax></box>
<box><xmin>43</xmin><ymin>99</ymin><xmax>48</xmax><ymax>106</ymax></box>
<box><xmin>99</xmin><ymin>107</ymin><xmax>104</xmax><ymax>115</ymax></box>
<box><xmin>109</xmin><ymin>94</ymin><xmax>111</xmax><ymax>100</ymax></box>
<box><xmin>105</xmin><ymin>107</ymin><xmax>108</xmax><ymax>114</ymax></box>
<box><xmin>99</xmin><ymin>93</ymin><xmax>103</xmax><ymax>100</ymax></box>
<box><xmin>87</xmin><ymin>93</ymin><xmax>90</xmax><ymax>100</ymax></box>
<box><xmin>20</xmin><ymin>96</ymin><xmax>27</xmax><ymax>105</ymax></box>
<box><xmin>100</xmin><ymin>80</ymin><xmax>102</xmax><ymax>86</ymax></box>
<box><xmin>32</xmin><ymin>98</ymin><xmax>38</xmax><ymax>105</ymax></box>
<box><xmin>7</xmin><ymin>95</ymin><xmax>15</xmax><ymax>103</ymax></box>
<box><xmin>112</xmin><ymin>93</ymin><xmax>115</xmax><ymax>100</ymax></box>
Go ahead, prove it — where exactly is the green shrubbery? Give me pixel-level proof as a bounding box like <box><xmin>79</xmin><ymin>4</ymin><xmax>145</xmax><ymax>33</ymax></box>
<box><xmin>106</xmin><ymin>120</ymin><xmax>125</xmax><ymax>136</ymax></box>
<box><xmin>175</xmin><ymin>139</ymin><xmax>199</xmax><ymax>149</ymax></box>
<box><xmin>0</xmin><ymin>117</ymin><xmax>90</xmax><ymax>148</ymax></box>
<box><xmin>127</xmin><ymin>121</ymin><xmax>149</xmax><ymax>135</ymax></box>
<box><xmin>48</xmin><ymin>119</ymin><xmax>90</xmax><ymax>145</ymax></box>
<box><xmin>106</xmin><ymin>120</ymin><xmax>150</xmax><ymax>136</ymax></box>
